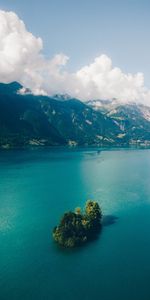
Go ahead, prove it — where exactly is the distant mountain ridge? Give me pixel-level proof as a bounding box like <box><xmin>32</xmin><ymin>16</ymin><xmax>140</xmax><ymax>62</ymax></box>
<box><xmin>0</xmin><ymin>82</ymin><xmax>150</xmax><ymax>148</ymax></box>
<box><xmin>87</xmin><ymin>99</ymin><xmax>150</xmax><ymax>144</ymax></box>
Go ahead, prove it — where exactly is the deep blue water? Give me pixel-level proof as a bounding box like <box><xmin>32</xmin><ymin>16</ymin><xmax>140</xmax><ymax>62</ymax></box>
<box><xmin>1</xmin><ymin>148</ymin><xmax>150</xmax><ymax>300</ymax></box>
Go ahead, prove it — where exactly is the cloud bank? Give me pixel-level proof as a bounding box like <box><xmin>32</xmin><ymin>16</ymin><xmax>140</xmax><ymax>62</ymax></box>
<box><xmin>0</xmin><ymin>9</ymin><xmax>150</xmax><ymax>104</ymax></box>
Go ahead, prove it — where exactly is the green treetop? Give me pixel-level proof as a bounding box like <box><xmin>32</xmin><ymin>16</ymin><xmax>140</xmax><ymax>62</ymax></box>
<box><xmin>53</xmin><ymin>200</ymin><xmax>102</xmax><ymax>248</ymax></box>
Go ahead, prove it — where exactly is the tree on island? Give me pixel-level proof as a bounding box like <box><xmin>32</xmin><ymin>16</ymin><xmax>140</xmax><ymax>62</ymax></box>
<box><xmin>53</xmin><ymin>200</ymin><xmax>102</xmax><ymax>248</ymax></box>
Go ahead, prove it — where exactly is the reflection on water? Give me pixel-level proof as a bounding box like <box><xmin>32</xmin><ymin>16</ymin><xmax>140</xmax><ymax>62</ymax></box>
<box><xmin>102</xmin><ymin>215</ymin><xmax>118</xmax><ymax>226</ymax></box>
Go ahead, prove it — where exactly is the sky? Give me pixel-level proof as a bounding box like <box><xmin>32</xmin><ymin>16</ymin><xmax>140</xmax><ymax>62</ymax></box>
<box><xmin>0</xmin><ymin>0</ymin><xmax>150</xmax><ymax>103</ymax></box>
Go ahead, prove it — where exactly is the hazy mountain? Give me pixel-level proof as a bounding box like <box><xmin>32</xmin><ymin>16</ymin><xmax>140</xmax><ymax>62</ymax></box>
<box><xmin>0</xmin><ymin>82</ymin><xmax>150</xmax><ymax>148</ymax></box>
<box><xmin>87</xmin><ymin>99</ymin><xmax>150</xmax><ymax>145</ymax></box>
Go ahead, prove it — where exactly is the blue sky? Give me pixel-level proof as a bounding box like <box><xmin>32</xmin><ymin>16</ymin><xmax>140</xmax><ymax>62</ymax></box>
<box><xmin>0</xmin><ymin>0</ymin><xmax>149</xmax><ymax>80</ymax></box>
<box><xmin>0</xmin><ymin>0</ymin><xmax>150</xmax><ymax>102</ymax></box>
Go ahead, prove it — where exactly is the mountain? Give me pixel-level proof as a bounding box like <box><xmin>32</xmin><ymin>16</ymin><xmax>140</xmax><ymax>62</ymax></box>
<box><xmin>0</xmin><ymin>82</ymin><xmax>150</xmax><ymax>148</ymax></box>
<box><xmin>87</xmin><ymin>99</ymin><xmax>150</xmax><ymax>145</ymax></box>
<box><xmin>0</xmin><ymin>82</ymin><xmax>66</xmax><ymax>148</ymax></box>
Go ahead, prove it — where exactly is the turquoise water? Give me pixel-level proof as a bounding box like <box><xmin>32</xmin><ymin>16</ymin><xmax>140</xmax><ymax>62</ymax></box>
<box><xmin>1</xmin><ymin>148</ymin><xmax>150</xmax><ymax>300</ymax></box>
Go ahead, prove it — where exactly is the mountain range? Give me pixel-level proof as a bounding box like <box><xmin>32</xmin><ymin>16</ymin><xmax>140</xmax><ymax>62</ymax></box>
<box><xmin>0</xmin><ymin>82</ymin><xmax>150</xmax><ymax>148</ymax></box>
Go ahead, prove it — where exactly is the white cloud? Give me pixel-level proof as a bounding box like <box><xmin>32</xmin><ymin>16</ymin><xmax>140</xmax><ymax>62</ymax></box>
<box><xmin>0</xmin><ymin>9</ymin><xmax>150</xmax><ymax>104</ymax></box>
<box><xmin>75</xmin><ymin>55</ymin><xmax>149</xmax><ymax>103</ymax></box>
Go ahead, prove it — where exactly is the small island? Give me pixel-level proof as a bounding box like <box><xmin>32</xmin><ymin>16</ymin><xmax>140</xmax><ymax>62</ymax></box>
<box><xmin>53</xmin><ymin>200</ymin><xmax>102</xmax><ymax>248</ymax></box>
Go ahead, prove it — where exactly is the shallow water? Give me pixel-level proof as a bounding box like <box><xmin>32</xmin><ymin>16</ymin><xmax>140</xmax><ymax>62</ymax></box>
<box><xmin>0</xmin><ymin>148</ymin><xmax>150</xmax><ymax>300</ymax></box>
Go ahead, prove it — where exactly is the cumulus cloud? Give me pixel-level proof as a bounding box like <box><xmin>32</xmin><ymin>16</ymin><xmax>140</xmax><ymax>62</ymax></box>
<box><xmin>75</xmin><ymin>55</ymin><xmax>150</xmax><ymax>103</ymax></box>
<box><xmin>0</xmin><ymin>9</ymin><xmax>150</xmax><ymax>104</ymax></box>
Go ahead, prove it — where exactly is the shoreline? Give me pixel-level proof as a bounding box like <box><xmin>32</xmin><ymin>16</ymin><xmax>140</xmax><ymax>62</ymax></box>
<box><xmin>0</xmin><ymin>144</ymin><xmax>150</xmax><ymax>152</ymax></box>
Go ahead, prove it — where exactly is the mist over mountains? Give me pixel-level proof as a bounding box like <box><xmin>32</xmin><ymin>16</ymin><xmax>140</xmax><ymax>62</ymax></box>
<box><xmin>0</xmin><ymin>82</ymin><xmax>150</xmax><ymax>149</ymax></box>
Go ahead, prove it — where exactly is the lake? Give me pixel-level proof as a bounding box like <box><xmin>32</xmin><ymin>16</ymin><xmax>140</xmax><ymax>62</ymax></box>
<box><xmin>1</xmin><ymin>148</ymin><xmax>150</xmax><ymax>300</ymax></box>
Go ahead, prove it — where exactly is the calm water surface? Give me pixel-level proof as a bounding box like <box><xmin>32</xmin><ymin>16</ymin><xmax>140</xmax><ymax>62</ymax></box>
<box><xmin>0</xmin><ymin>148</ymin><xmax>150</xmax><ymax>300</ymax></box>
